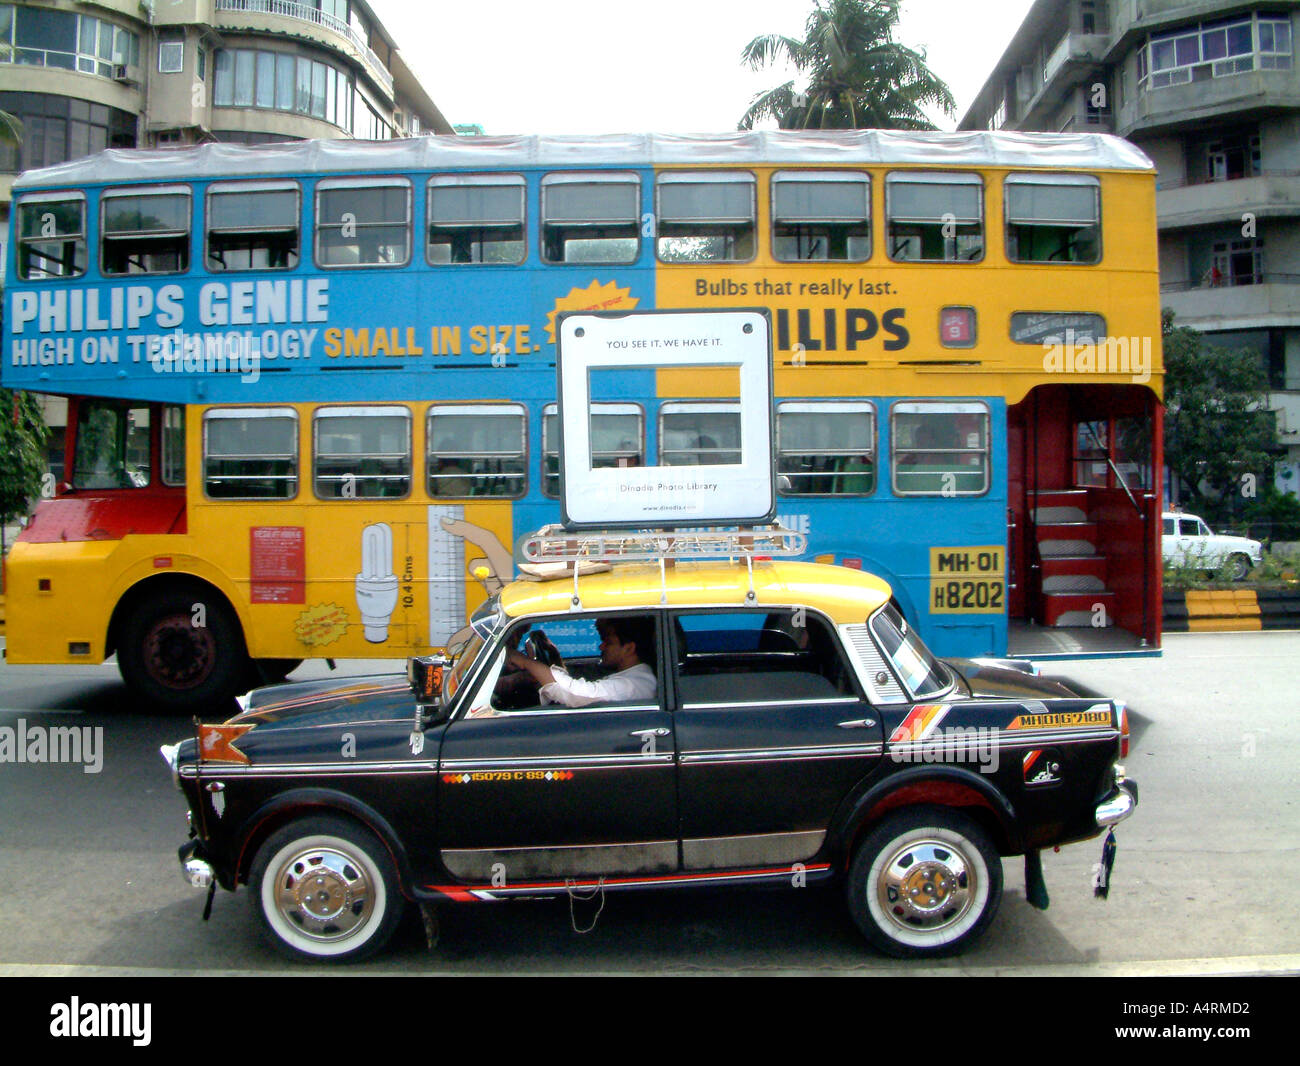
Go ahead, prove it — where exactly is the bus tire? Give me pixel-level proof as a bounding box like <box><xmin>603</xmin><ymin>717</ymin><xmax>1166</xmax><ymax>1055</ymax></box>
<box><xmin>118</xmin><ymin>587</ymin><xmax>250</xmax><ymax>714</ymax></box>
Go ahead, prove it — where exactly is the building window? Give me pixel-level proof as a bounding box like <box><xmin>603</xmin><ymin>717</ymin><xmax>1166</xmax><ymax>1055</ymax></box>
<box><xmin>0</xmin><ymin>6</ymin><xmax>139</xmax><ymax>77</ymax></box>
<box><xmin>1005</xmin><ymin>173</ymin><xmax>1100</xmax><ymax>263</ymax></box>
<box><xmin>886</xmin><ymin>172</ymin><xmax>983</xmax><ymax>262</ymax></box>
<box><xmin>315</xmin><ymin>178</ymin><xmax>411</xmax><ymax>267</ymax></box>
<box><xmin>656</xmin><ymin>172</ymin><xmax>755</xmax><ymax>263</ymax></box>
<box><xmin>203</xmin><ymin>408</ymin><xmax>299</xmax><ymax>500</ymax></box>
<box><xmin>427</xmin><ymin>174</ymin><xmax>525</xmax><ymax>264</ymax></box>
<box><xmin>313</xmin><ymin>407</ymin><xmax>412</xmax><ymax>499</ymax></box>
<box><xmin>427</xmin><ymin>405</ymin><xmax>527</xmax><ymax>498</ymax></box>
<box><xmin>1141</xmin><ymin>14</ymin><xmax>1293</xmax><ymax>89</ymax></box>
<box><xmin>890</xmin><ymin>401</ymin><xmax>990</xmax><ymax>496</ymax></box>
<box><xmin>1207</xmin><ymin>134</ymin><xmax>1261</xmax><ymax>181</ymax></box>
<box><xmin>1212</xmin><ymin>237</ymin><xmax>1264</xmax><ymax>286</ymax></box>
<box><xmin>771</xmin><ymin>171</ymin><xmax>870</xmax><ymax>262</ymax></box>
<box><xmin>206</xmin><ymin>181</ymin><xmax>300</xmax><ymax>272</ymax></box>
<box><xmin>541</xmin><ymin>173</ymin><xmax>639</xmax><ymax>264</ymax></box>
<box><xmin>213</xmin><ymin>48</ymin><xmax>352</xmax><ymax>129</ymax></box>
<box><xmin>158</xmin><ymin>39</ymin><xmax>184</xmax><ymax>74</ymax></box>
<box><xmin>777</xmin><ymin>401</ymin><xmax>875</xmax><ymax>496</ymax></box>
<box><xmin>16</xmin><ymin>194</ymin><xmax>86</xmax><ymax>280</ymax></box>
<box><xmin>658</xmin><ymin>403</ymin><xmax>742</xmax><ymax>466</ymax></box>
<box><xmin>101</xmin><ymin>186</ymin><xmax>190</xmax><ymax>276</ymax></box>
<box><xmin>0</xmin><ymin>92</ymin><xmax>137</xmax><ymax>172</ymax></box>
<box><xmin>542</xmin><ymin>403</ymin><xmax>643</xmax><ymax>497</ymax></box>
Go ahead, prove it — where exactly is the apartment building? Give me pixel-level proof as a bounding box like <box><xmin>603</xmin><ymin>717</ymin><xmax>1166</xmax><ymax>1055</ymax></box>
<box><xmin>960</xmin><ymin>0</ymin><xmax>1300</xmax><ymax>495</ymax></box>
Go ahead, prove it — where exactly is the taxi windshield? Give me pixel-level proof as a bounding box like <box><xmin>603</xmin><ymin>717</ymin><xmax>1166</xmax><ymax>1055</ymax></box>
<box><xmin>442</xmin><ymin>597</ymin><xmax>502</xmax><ymax>702</ymax></box>
<box><xmin>869</xmin><ymin>603</ymin><xmax>952</xmax><ymax>699</ymax></box>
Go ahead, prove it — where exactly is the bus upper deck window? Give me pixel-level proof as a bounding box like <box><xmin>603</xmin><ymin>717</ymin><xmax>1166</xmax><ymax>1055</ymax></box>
<box><xmin>772</xmin><ymin>172</ymin><xmax>870</xmax><ymax>262</ymax></box>
<box><xmin>203</xmin><ymin>408</ymin><xmax>298</xmax><ymax>499</ymax></box>
<box><xmin>315</xmin><ymin>178</ymin><xmax>411</xmax><ymax>267</ymax></box>
<box><xmin>1005</xmin><ymin>174</ymin><xmax>1100</xmax><ymax>264</ymax></box>
<box><xmin>17</xmin><ymin>194</ymin><xmax>87</xmax><ymax>279</ymax></box>
<box><xmin>427</xmin><ymin>405</ymin><xmax>526</xmax><ymax>498</ymax></box>
<box><xmin>428</xmin><ymin>174</ymin><xmax>525</xmax><ymax>265</ymax></box>
<box><xmin>542</xmin><ymin>402</ymin><xmax>643</xmax><ymax>497</ymax></box>
<box><xmin>656</xmin><ymin>173</ymin><xmax>755</xmax><ymax>263</ymax></box>
<box><xmin>206</xmin><ymin>181</ymin><xmax>301</xmax><ymax>271</ymax></box>
<box><xmin>777</xmin><ymin>401</ymin><xmax>876</xmax><ymax>495</ymax></box>
<box><xmin>72</xmin><ymin>401</ymin><xmax>151</xmax><ymax>489</ymax></box>
<box><xmin>101</xmin><ymin>186</ymin><xmax>191</xmax><ymax>276</ymax></box>
<box><xmin>886</xmin><ymin>173</ymin><xmax>983</xmax><ymax>263</ymax></box>
<box><xmin>540</xmin><ymin>173</ymin><xmax>638</xmax><ymax>265</ymax></box>
<box><xmin>890</xmin><ymin>401</ymin><xmax>990</xmax><ymax>496</ymax></box>
<box><xmin>314</xmin><ymin>407</ymin><xmax>412</xmax><ymax>499</ymax></box>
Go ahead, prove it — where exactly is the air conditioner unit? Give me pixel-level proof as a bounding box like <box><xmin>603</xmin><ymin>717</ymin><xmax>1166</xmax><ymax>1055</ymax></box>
<box><xmin>113</xmin><ymin>64</ymin><xmax>131</xmax><ymax>82</ymax></box>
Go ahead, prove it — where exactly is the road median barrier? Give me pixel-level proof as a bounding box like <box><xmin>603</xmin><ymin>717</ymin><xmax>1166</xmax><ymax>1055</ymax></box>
<box><xmin>1164</xmin><ymin>587</ymin><xmax>1300</xmax><ymax>631</ymax></box>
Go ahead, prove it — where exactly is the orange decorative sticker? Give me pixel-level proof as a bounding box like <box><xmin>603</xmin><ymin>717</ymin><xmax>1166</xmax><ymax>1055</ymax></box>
<box><xmin>544</xmin><ymin>280</ymin><xmax>638</xmax><ymax>344</ymax></box>
<box><xmin>199</xmin><ymin>723</ymin><xmax>254</xmax><ymax>765</ymax></box>
<box><xmin>442</xmin><ymin>769</ymin><xmax>575</xmax><ymax>784</ymax></box>
<box><xmin>294</xmin><ymin>603</ymin><xmax>349</xmax><ymax>647</ymax></box>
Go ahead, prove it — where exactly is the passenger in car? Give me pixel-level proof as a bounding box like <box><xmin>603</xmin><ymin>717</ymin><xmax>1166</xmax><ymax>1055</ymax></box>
<box><xmin>507</xmin><ymin>616</ymin><xmax>656</xmax><ymax>707</ymax></box>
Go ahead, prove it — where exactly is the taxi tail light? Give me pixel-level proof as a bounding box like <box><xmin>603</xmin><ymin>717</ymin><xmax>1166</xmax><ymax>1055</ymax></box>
<box><xmin>1117</xmin><ymin>700</ymin><xmax>1129</xmax><ymax>759</ymax></box>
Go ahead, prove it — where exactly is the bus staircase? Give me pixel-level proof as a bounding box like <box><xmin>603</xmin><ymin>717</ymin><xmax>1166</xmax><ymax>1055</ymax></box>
<box><xmin>1030</xmin><ymin>489</ymin><xmax>1115</xmax><ymax>629</ymax></box>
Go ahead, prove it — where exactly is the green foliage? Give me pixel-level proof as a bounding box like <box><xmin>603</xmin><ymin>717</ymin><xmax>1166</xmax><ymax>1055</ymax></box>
<box><xmin>0</xmin><ymin>389</ymin><xmax>49</xmax><ymax>527</ymax></box>
<box><xmin>739</xmin><ymin>0</ymin><xmax>955</xmax><ymax>131</ymax></box>
<box><xmin>1161</xmin><ymin>311</ymin><xmax>1276</xmax><ymax>526</ymax></box>
<box><xmin>1241</xmin><ymin>485</ymin><xmax>1300</xmax><ymax>543</ymax></box>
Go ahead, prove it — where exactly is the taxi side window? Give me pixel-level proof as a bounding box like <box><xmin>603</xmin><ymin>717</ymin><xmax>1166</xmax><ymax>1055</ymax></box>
<box><xmin>672</xmin><ymin>610</ymin><xmax>857</xmax><ymax>705</ymax></box>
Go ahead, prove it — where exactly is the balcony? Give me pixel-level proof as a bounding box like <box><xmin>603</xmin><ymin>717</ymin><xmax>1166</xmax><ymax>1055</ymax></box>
<box><xmin>1160</xmin><ymin>274</ymin><xmax>1300</xmax><ymax>329</ymax></box>
<box><xmin>1119</xmin><ymin>66</ymin><xmax>1300</xmax><ymax>136</ymax></box>
<box><xmin>1157</xmin><ymin>172</ymin><xmax>1300</xmax><ymax>229</ymax></box>
<box><xmin>214</xmin><ymin>0</ymin><xmax>394</xmax><ymax>96</ymax></box>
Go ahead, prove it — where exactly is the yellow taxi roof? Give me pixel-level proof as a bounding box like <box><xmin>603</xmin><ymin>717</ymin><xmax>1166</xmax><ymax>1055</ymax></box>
<box><xmin>499</xmin><ymin>559</ymin><xmax>892</xmax><ymax>626</ymax></box>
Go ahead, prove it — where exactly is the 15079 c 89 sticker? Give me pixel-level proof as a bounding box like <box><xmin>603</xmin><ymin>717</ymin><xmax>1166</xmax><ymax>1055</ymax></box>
<box><xmin>929</xmin><ymin>546</ymin><xmax>1005</xmax><ymax>614</ymax></box>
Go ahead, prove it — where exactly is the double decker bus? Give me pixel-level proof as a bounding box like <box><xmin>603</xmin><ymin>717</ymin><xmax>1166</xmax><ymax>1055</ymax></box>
<box><xmin>1</xmin><ymin>130</ymin><xmax>1162</xmax><ymax>711</ymax></box>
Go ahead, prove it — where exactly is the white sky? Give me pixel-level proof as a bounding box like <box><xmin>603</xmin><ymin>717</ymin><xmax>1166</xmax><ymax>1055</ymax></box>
<box><xmin>367</xmin><ymin>0</ymin><xmax>1036</xmax><ymax>135</ymax></box>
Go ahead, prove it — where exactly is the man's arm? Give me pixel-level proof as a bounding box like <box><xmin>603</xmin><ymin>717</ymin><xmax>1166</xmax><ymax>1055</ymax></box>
<box><xmin>539</xmin><ymin>664</ymin><xmax>656</xmax><ymax>708</ymax></box>
<box><xmin>506</xmin><ymin>649</ymin><xmax>556</xmax><ymax>688</ymax></box>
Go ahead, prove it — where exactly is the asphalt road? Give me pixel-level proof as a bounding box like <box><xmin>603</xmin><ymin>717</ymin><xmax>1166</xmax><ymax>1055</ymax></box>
<box><xmin>1</xmin><ymin>632</ymin><xmax>1297</xmax><ymax>977</ymax></box>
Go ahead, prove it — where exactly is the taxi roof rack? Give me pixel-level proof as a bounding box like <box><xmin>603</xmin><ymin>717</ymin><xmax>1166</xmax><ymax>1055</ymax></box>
<box><xmin>520</xmin><ymin>523</ymin><xmax>808</xmax><ymax>610</ymax></box>
<box><xmin>520</xmin><ymin>523</ymin><xmax>807</xmax><ymax>564</ymax></box>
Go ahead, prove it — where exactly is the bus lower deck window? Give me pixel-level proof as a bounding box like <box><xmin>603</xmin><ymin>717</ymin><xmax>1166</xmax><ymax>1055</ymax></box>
<box><xmin>890</xmin><ymin>401</ymin><xmax>990</xmax><ymax>496</ymax></box>
<box><xmin>659</xmin><ymin>404</ymin><xmax>742</xmax><ymax>466</ymax></box>
<box><xmin>777</xmin><ymin>402</ymin><xmax>876</xmax><ymax>495</ymax></box>
<box><xmin>886</xmin><ymin>172</ymin><xmax>983</xmax><ymax>263</ymax></box>
<box><xmin>72</xmin><ymin>401</ymin><xmax>151</xmax><ymax>489</ymax></box>
<box><xmin>428</xmin><ymin>174</ymin><xmax>525</xmax><ymax>265</ymax></box>
<box><xmin>542</xmin><ymin>403</ymin><xmax>643</xmax><ymax>497</ymax></box>
<box><xmin>203</xmin><ymin>409</ymin><xmax>298</xmax><ymax>499</ymax></box>
<box><xmin>313</xmin><ymin>407</ymin><xmax>412</xmax><ymax>499</ymax></box>
<box><xmin>101</xmin><ymin>187</ymin><xmax>191</xmax><ymax>275</ymax></box>
<box><xmin>656</xmin><ymin>173</ymin><xmax>755</xmax><ymax>263</ymax></box>
<box><xmin>427</xmin><ymin>405</ymin><xmax>526</xmax><ymax>498</ymax></box>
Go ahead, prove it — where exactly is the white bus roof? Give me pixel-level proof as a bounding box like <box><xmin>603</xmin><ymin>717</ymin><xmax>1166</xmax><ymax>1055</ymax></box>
<box><xmin>13</xmin><ymin>130</ymin><xmax>1154</xmax><ymax>190</ymax></box>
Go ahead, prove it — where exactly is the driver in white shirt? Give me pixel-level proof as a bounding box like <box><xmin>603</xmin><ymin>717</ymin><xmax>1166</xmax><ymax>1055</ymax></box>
<box><xmin>506</xmin><ymin>616</ymin><xmax>656</xmax><ymax>707</ymax></box>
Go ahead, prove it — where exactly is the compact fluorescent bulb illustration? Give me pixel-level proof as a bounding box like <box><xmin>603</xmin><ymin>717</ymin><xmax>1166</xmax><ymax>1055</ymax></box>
<box><xmin>356</xmin><ymin>523</ymin><xmax>399</xmax><ymax>643</ymax></box>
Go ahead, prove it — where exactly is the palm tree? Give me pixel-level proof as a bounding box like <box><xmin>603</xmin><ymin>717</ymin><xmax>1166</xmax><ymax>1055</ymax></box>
<box><xmin>739</xmin><ymin>0</ymin><xmax>955</xmax><ymax>131</ymax></box>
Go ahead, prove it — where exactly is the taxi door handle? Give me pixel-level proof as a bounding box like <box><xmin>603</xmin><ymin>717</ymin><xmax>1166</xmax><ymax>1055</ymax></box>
<box><xmin>838</xmin><ymin>718</ymin><xmax>877</xmax><ymax>729</ymax></box>
<box><xmin>630</xmin><ymin>727</ymin><xmax>670</xmax><ymax>738</ymax></box>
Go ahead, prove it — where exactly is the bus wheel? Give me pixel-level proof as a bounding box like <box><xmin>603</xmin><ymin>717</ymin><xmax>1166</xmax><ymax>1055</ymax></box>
<box><xmin>118</xmin><ymin>589</ymin><xmax>249</xmax><ymax>714</ymax></box>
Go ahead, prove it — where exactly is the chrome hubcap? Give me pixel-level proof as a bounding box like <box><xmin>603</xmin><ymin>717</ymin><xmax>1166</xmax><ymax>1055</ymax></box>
<box><xmin>274</xmin><ymin>846</ymin><xmax>373</xmax><ymax>941</ymax></box>
<box><xmin>877</xmin><ymin>838</ymin><xmax>974</xmax><ymax>933</ymax></box>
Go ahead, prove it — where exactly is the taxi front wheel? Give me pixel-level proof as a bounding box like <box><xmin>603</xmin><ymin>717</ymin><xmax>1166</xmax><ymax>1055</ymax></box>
<box><xmin>847</xmin><ymin>807</ymin><xmax>1002</xmax><ymax>958</ymax></box>
<box><xmin>251</xmin><ymin>816</ymin><xmax>404</xmax><ymax>962</ymax></box>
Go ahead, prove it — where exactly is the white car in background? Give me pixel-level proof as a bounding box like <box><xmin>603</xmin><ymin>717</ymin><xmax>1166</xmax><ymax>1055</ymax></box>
<box><xmin>1162</xmin><ymin>512</ymin><xmax>1263</xmax><ymax>581</ymax></box>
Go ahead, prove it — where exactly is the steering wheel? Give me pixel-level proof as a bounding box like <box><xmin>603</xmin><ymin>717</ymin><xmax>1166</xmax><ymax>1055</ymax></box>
<box><xmin>523</xmin><ymin>629</ymin><xmax>564</xmax><ymax>669</ymax></box>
